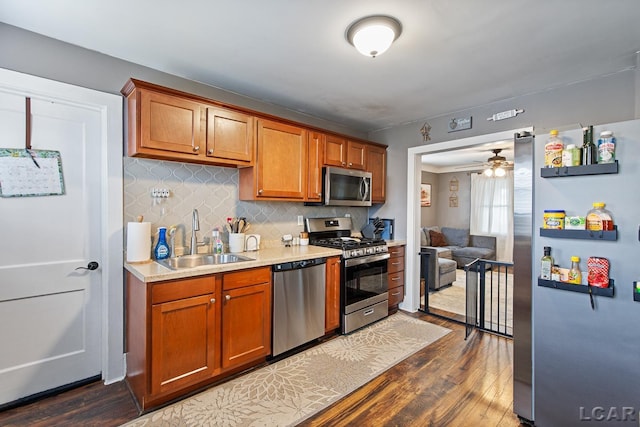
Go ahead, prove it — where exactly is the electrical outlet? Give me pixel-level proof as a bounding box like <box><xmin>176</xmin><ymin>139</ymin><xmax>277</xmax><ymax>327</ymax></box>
<box><xmin>297</xmin><ymin>215</ymin><xmax>304</xmax><ymax>226</ymax></box>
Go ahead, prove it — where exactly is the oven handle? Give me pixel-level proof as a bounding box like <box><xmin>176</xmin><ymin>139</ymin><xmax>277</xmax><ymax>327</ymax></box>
<box><xmin>344</xmin><ymin>252</ymin><xmax>390</xmax><ymax>267</ymax></box>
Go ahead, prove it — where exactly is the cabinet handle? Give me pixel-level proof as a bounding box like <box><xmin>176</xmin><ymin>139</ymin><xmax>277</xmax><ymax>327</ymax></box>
<box><xmin>225</xmin><ymin>294</ymin><xmax>231</xmax><ymax>301</ymax></box>
<box><xmin>258</xmin><ymin>189</ymin><xmax>263</xmax><ymax>194</ymax></box>
<box><xmin>348</xmin><ymin>162</ymin><xmax>353</xmax><ymax>167</ymax></box>
<box><xmin>391</xmin><ymin>291</ymin><xmax>401</xmax><ymax>296</ymax></box>
<box><xmin>193</xmin><ymin>146</ymin><xmax>200</xmax><ymax>152</ymax></box>
<box><xmin>208</xmin><ymin>148</ymin><xmax>214</xmax><ymax>155</ymax></box>
<box><xmin>210</xmin><ymin>298</ymin><xmax>216</xmax><ymax>304</ymax></box>
<box><xmin>317</xmin><ymin>192</ymin><xmax>322</xmax><ymax>197</ymax></box>
<box><xmin>391</xmin><ymin>277</ymin><xmax>401</xmax><ymax>281</ymax></box>
<box><xmin>392</xmin><ymin>262</ymin><xmax>402</xmax><ymax>265</ymax></box>
<box><xmin>341</xmin><ymin>162</ymin><xmax>346</xmax><ymax>166</ymax></box>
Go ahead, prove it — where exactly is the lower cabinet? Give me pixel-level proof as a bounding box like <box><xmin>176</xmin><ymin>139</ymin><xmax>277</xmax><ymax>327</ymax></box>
<box><xmin>125</xmin><ymin>266</ymin><xmax>272</xmax><ymax>411</ymax></box>
<box><xmin>387</xmin><ymin>245</ymin><xmax>405</xmax><ymax>312</ymax></box>
<box><xmin>325</xmin><ymin>256</ymin><xmax>341</xmax><ymax>333</ymax></box>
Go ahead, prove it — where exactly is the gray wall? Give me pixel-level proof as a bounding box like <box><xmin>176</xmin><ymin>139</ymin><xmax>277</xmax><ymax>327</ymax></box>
<box><xmin>369</xmin><ymin>69</ymin><xmax>639</xmax><ymax>239</ymax></box>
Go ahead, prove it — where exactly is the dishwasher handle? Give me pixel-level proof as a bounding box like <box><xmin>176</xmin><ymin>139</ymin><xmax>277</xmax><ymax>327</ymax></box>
<box><xmin>272</xmin><ymin>257</ymin><xmax>326</xmax><ymax>272</ymax></box>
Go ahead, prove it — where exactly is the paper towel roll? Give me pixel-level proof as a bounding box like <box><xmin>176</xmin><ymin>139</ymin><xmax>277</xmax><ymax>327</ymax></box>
<box><xmin>127</xmin><ymin>222</ymin><xmax>151</xmax><ymax>263</ymax></box>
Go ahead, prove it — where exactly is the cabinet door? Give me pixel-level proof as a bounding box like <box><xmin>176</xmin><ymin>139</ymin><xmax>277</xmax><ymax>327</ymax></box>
<box><xmin>206</xmin><ymin>107</ymin><xmax>254</xmax><ymax>165</ymax></box>
<box><xmin>346</xmin><ymin>140</ymin><xmax>367</xmax><ymax>170</ymax></box>
<box><xmin>325</xmin><ymin>256</ymin><xmax>341</xmax><ymax>333</ymax></box>
<box><xmin>221</xmin><ymin>281</ymin><xmax>271</xmax><ymax>369</ymax></box>
<box><xmin>150</xmin><ymin>292</ymin><xmax>219</xmax><ymax>395</ymax></box>
<box><xmin>324</xmin><ymin>134</ymin><xmax>346</xmax><ymax>167</ymax></box>
<box><xmin>139</xmin><ymin>88</ymin><xmax>204</xmax><ymax>156</ymax></box>
<box><xmin>367</xmin><ymin>145</ymin><xmax>387</xmax><ymax>203</ymax></box>
<box><xmin>307</xmin><ymin>131</ymin><xmax>325</xmax><ymax>202</ymax></box>
<box><xmin>254</xmin><ymin>119</ymin><xmax>307</xmax><ymax>199</ymax></box>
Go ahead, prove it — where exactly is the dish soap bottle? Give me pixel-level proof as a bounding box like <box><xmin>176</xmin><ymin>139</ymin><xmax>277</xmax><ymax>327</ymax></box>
<box><xmin>568</xmin><ymin>256</ymin><xmax>582</xmax><ymax>284</ymax></box>
<box><xmin>154</xmin><ymin>226</ymin><xmax>170</xmax><ymax>260</ymax></box>
<box><xmin>541</xmin><ymin>246</ymin><xmax>554</xmax><ymax>280</ymax></box>
<box><xmin>212</xmin><ymin>229</ymin><xmax>223</xmax><ymax>254</ymax></box>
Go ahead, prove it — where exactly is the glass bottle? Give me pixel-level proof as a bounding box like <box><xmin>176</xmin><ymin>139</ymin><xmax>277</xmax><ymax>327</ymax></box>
<box><xmin>154</xmin><ymin>226</ymin><xmax>170</xmax><ymax>260</ymax></box>
<box><xmin>586</xmin><ymin>202</ymin><xmax>614</xmax><ymax>231</ymax></box>
<box><xmin>568</xmin><ymin>256</ymin><xmax>582</xmax><ymax>284</ymax></box>
<box><xmin>581</xmin><ymin>125</ymin><xmax>597</xmax><ymax>165</ymax></box>
<box><xmin>541</xmin><ymin>246</ymin><xmax>553</xmax><ymax>280</ymax></box>
<box><xmin>544</xmin><ymin>129</ymin><xmax>563</xmax><ymax>168</ymax></box>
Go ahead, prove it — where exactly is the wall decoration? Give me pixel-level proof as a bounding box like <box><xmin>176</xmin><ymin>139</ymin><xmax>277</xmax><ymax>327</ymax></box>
<box><xmin>448</xmin><ymin>116</ymin><xmax>472</xmax><ymax>132</ymax></box>
<box><xmin>420</xmin><ymin>183</ymin><xmax>431</xmax><ymax>207</ymax></box>
<box><xmin>0</xmin><ymin>149</ymin><xmax>65</xmax><ymax>197</ymax></box>
<box><xmin>448</xmin><ymin>177</ymin><xmax>458</xmax><ymax>208</ymax></box>
<box><xmin>487</xmin><ymin>108</ymin><xmax>524</xmax><ymax>122</ymax></box>
<box><xmin>420</xmin><ymin>122</ymin><xmax>431</xmax><ymax>142</ymax></box>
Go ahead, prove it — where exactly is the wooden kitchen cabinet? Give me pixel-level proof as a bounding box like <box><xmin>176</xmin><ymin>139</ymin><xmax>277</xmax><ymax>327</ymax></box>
<box><xmin>323</xmin><ymin>135</ymin><xmax>366</xmax><ymax>170</ymax></box>
<box><xmin>387</xmin><ymin>245</ymin><xmax>405</xmax><ymax>312</ymax></box>
<box><xmin>239</xmin><ymin>119</ymin><xmax>307</xmax><ymax>200</ymax></box>
<box><xmin>367</xmin><ymin>144</ymin><xmax>387</xmax><ymax>204</ymax></box>
<box><xmin>221</xmin><ymin>267</ymin><xmax>272</xmax><ymax>370</ymax></box>
<box><xmin>307</xmin><ymin>130</ymin><xmax>325</xmax><ymax>202</ymax></box>
<box><xmin>205</xmin><ymin>106</ymin><xmax>254</xmax><ymax>165</ymax></box>
<box><xmin>122</xmin><ymin>79</ymin><xmax>255</xmax><ymax>167</ymax></box>
<box><xmin>325</xmin><ymin>256</ymin><xmax>341</xmax><ymax>333</ymax></box>
<box><xmin>125</xmin><ymin>265</ymin><xmax>272</xmax><ymax>411</ymax></box>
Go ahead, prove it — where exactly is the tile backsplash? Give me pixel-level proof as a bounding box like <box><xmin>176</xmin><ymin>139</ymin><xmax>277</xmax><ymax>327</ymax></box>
<box><xmin>124</xmin><ymin>158</ymin><xmax>369</xmax><ymax>251</ymax></box>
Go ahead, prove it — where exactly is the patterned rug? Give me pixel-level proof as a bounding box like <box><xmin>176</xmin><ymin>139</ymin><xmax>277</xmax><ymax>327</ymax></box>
<box><xmin>123</xmin><ymin>312</ymin><xmax>450</xmax><ymax>427</ymax></box>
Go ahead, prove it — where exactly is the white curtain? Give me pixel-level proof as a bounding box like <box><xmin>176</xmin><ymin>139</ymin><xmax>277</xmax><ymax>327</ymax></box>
<box><xmin>470</xmin><ymin>170</ymin><xmax>514</xmax><ymax>262</ymax></box>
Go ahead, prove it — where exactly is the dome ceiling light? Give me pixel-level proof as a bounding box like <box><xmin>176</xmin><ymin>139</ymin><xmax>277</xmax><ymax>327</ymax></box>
<box><xmin>346</xmin><ymin>15</ymin><xmax>402</xmax><ymax>58</ymax></box>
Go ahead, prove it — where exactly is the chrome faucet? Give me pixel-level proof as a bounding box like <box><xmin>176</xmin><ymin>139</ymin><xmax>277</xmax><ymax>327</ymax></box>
<box><xmin>190</xmin><ymin>209</ymin><xmax>200</xmax><ymax>255</ymax></box>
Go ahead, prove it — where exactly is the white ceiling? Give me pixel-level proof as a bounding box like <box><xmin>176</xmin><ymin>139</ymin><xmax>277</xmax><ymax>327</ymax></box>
<box><xmin>2</xmin><ymin>1</ymin><xmax>639</xmax><ymax>168</ymax></box>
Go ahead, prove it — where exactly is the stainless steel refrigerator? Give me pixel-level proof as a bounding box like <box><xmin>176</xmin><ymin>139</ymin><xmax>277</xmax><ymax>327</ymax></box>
<box><xmin>514</xmin><ymin>119</ymin><xmax>640</xmax><ymax>425</ymax></box>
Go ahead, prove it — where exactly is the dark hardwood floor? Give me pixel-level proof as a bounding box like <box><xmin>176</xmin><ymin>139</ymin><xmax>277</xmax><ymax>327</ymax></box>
<box><xmin>0</xmin><ymin>312</ymin><xmax>525</xmax><ymax>427</ymax></box>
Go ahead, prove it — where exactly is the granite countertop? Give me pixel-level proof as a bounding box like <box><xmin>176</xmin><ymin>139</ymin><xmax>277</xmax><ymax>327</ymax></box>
<box><xmin>125</xmin><ymin>240</ymin><xmax>407</xmax><ymax>283</ymax></box>
<box><xmin>125</xmin><ymin>245</ymin><xmax>343</xmax><ymax>283</ymax></box>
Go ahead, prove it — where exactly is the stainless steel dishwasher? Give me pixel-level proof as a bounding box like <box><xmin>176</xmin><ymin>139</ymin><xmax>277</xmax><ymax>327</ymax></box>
<box><xmin>272</xmin><ymin>257</ymin><xmax>326</xmax><ymax>356</ymax></box>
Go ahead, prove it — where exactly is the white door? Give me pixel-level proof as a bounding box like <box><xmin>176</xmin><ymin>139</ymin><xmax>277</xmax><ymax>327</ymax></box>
<box><xmin>0</xmin><ymin>86</ymin><xmax>105</xmax><ymax>404</ymax></box>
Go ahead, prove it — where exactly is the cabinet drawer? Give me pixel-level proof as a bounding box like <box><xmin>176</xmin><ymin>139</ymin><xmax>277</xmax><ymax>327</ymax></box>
<box><xmin>388</xmin><ymin>256</ymin><xmax>404</xmax><ymax>274</ymax></box>
<box><xmin>152</xmin><ymin>275</ymin><xmax>216</xmax><ymax>304</ymax></box>
<box><xmin>388</xmin><ymin>245</ymin><xmax>405</xmax><ymax>258</ymax></box>
<box><xmin>223</xmin><ymin>266</ymin><xmax>271</xmax><ymax>291</ymax></box>
<box><xmin>388</xmin><ymin>285</ymin><xmax>404</xmax><ymax>307</ymax></box>
<box><xmin>388</xmin><ymin>270</ymin><xmax>404</xmax><ymax>288</ymax></box>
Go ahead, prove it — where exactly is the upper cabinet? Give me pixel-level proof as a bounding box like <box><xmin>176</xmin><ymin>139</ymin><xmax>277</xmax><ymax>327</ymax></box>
<box><xmin>367</xmin><ymin>144</ymin><xmax>387</xmax><ymax>204</ymax></box>
<box><xmin>323</xmin><ymin>135</ymin><xmax>366</xmax><ymax>170</ymax></box>
<box><xmin>122</xmin><ymin>78</ymin><xmax>387</xmax><ymax>204</ymax></box>
<box><xmin>122</xmin><ymin>79</ymin><xmax>254</xmax><ymax>167</ymax></box>
<box><xmin>239</xmin><ymin>119</ymin><xmax>307</xmax><ymax>200</ymax></box>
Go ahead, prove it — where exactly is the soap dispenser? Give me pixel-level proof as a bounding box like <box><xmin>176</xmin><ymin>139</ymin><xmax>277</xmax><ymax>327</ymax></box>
<box><xmin>154</xmin><ymin>227</ymin><xmax>170</xmax><ymax>260</ymax></box>
<box><xmin>212</xmin><ymin>229</ymin><xmax>223</xmax><ymax>254</ymax></box>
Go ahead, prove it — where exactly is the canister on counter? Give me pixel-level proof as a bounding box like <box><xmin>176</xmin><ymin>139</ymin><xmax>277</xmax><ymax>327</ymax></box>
<box><xmin>543</xmin><ymin>210</ymin><xmax>565</xmax><ymax>229</ymax></box>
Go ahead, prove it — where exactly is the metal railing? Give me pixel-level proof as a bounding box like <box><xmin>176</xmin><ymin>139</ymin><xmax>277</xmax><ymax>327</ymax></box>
<box><xmin>465</xmin><ymin>258</ymin><xmax>513</xmax><ymax>339</ymax></box>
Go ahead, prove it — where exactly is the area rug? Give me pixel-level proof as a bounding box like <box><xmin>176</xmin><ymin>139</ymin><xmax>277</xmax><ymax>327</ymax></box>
<box><xmin>123</xmin><ymin>312</ymin><xmax>450</xmax><ymax>427</ymax></box>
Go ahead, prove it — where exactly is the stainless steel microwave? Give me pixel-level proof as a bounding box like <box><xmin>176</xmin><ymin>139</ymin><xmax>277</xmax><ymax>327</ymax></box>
<box><xmin>322</xmin><ymin>166</ymin><xmax>372</xmax><ymax>207</ymax></box>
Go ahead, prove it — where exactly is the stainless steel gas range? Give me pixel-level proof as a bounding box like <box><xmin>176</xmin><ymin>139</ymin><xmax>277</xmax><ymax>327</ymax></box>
<box><xmin>306</xmin><ymin>217</ymin><xmax>390</xmax><ymax>334</ymax></box>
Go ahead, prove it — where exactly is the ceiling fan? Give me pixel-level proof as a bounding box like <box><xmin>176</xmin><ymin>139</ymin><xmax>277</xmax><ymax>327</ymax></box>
<box><xmin>483</xmin><ymin>148</ymin><xmax>513</xmax><ymax>176</ymax></box>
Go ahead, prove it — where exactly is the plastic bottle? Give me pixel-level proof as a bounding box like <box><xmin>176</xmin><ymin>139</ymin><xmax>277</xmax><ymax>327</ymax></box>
<box><xmin>541</xmin><ymin>246</ymin><xmax>554</xmax><ymax>280</ymax></box>
<box><xmin>544</xmin><ymin>130</ymin><xmax>563</xmax><ymax>168</ymax></box>
<box><xmin>562</xmin><ymin>144</ymin><xmax>582</xmax><ymax>167</ymax></box>
<box><xmin>568</xmin><ymin>256</ymin><xmax>582</xmax><ymax>284</ymax></box>
<box><xmin>154</xmin><ymin>226</ymin><xmax>170</xmax><ymax>260</ymax></box>
<box><xmin>597</xmin><ymin>130</ymin><xmax>616</xmax><ymax>164</ymax></box>
<box><xmin>212</xmin><ymin>229</ymin><xmax>223</xmax><ymax>254</ymax></box>
<box><xmin>582</xmin><ymin>125</ymin><xmax>597</xmax><ymax>165</ymax></box>
<box><xmin>586</xmin><ymin>202</ymin><xmax>614</xmax><ymax>231</ymax></box>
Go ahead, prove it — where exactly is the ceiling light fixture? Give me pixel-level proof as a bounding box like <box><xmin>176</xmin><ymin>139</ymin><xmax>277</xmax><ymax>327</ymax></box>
<box><xmin>346</xmin><ymin>15</ymin><xmax>402</xmax><ymax>58</ymax></box>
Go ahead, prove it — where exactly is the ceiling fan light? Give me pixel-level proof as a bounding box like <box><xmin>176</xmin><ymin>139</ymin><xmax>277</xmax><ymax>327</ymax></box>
<box><xmin>484</xmin><ymin>168</ymin><xmax>494</xmax><ymax>177</ymax></box>
<box><xmin>346</xmin><ymin>16</ymin><xmax>402</xmax><ymax>58</ymax></box>
<box><xmin>494</xmin><ymin>166</ymin><xmax>506</xmax><ymax>177</ymax></box>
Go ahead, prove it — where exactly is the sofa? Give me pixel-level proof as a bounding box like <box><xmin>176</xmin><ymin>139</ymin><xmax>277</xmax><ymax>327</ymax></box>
<box><xmin>420</xmin><ymin>226</ymin><xmax>497</xmax><ymax>291</ymax></box>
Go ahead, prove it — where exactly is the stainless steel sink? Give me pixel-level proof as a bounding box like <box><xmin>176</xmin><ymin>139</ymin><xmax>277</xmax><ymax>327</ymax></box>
<box><xmin>158</xmin><ymin>253</ymin><xmax>255</xmax><ymax>270</ymax></box>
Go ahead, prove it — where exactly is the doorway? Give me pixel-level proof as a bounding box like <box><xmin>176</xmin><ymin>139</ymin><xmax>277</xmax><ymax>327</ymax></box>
<box><xmin>403</xmin><ymin>127</ymin><xmax>532</xmax><ymax>316</ymax></box>
<box><xmin>0</xmin><ymin>68</ymin><xmax>124</xmax><ymax>405</ymax></box>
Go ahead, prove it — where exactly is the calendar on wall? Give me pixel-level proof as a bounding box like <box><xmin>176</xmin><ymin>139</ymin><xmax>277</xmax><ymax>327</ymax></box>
<box><xmin>0</xmin><ymin>148</ymin><xmax>65</xmax><ymax>197</ymax></box>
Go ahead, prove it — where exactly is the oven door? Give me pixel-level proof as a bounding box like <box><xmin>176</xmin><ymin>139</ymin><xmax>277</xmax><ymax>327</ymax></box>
<box><xmin>342</xmin><ymin>253</ymin><xmax>389</xmax><ymax>315</ymax></box>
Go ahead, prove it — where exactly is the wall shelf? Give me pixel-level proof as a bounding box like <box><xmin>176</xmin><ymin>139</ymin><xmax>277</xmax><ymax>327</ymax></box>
<box><xmin>539</xmin><ymin>226</ymin><xmax>617</xmax><ymax>241</ymax></box>
<box><xmin>540</xmin><ymin>161</ymin><xmax>618</xmax><ymax>178</ymax></box>
<box><xmin>538</xmin><ymin>278</ymin><xmax>614</xmax><ymax>297</ymax></box>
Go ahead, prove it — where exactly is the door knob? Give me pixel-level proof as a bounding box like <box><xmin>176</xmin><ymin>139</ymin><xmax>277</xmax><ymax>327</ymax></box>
<box><xmin>75</xmin><ymin>261</ymin><xmax>99</xmax><ymax>271</ymax></box>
